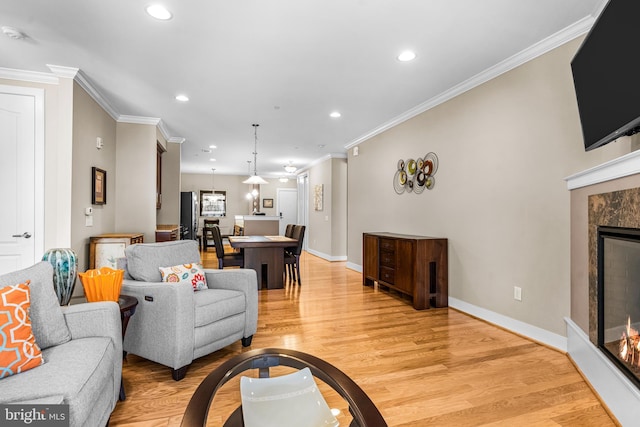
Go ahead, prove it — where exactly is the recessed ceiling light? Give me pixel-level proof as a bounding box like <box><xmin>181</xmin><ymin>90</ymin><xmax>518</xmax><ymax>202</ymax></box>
<box><xmin>209</xmin><ymin>158</ymin><xmax>216</xmax><ymax>162</ymax></box>
<box><xmin>397</xmin><ymin>51</ymin><xmax>416</xmax><ymax>62</ymax></box>
<box><xmin>146</xmin><ymin>5</ymin><xmax>172</xmax><ymax>20</ymax></box>
<box><xmin>175</xmin><ymin>94</ymin><xmax>189</xmax><ymax>102</ymax></box>
<box><xmin>330</xmin><ymin>111</ymin><xmax>341</xmax><ymax>118</ymax></box>
<box><xmin>209</xmin><ymin>145</ymin><xmax>217</xmax><ymax>149</ymax></box>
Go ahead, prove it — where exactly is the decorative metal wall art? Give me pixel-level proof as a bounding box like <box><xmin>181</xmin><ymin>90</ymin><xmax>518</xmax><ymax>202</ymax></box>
<box><xmin>394</xmin><ymin>152</ymin><xmax>438</xmax><ymax>194</ymax></box>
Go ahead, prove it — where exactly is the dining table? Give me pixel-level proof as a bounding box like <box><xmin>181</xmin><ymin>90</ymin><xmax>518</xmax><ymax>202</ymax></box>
<box><xmin>228</xmin><ymin>235</ymin><xmax>297</xmax><ymax>289</ymax></box>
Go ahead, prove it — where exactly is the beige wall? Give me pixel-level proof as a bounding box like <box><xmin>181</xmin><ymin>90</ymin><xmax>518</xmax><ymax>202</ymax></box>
<box><xmin>348</xmin><ymin>36</ymin><xmax>633</xmax><ymax>336</ymax></box>
<box><xmin>156</xmin><ymin>140</ymin><xmax>181</xmax><ymax>226</ymax></box>
<box><xmin>305</xmin><ymin>156</ymin><xmax>348</xmax><ymax>260</ymax></box>
<box><xmin>331</xmin><ymin>158</ymin><xmax>347</xmax><ymax>257</ymax></box>
<box><xmin>70</xmin><ymin>81</ymin><xmax>117</xmax><ymax>273</ymax></box>
<box><xmin>308</xmin><ymin>159</ymin><xmax>332</xmax><ymax>255</ymax></box>
<box><xmin>259</xmin><ymin>178</ymin><xmax>297</xmax><ymax>217</ymax></box>
<box><xmin>115</xmin><ymin>122</ymin><xmax>157</xmax><ymax>241</ymax></box>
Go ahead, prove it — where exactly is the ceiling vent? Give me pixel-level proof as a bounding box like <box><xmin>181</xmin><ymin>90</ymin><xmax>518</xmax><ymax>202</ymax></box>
<box><xmin>2</xmin><ymin>26</ymin><xmax>25</xmax><ymax>40</ymax></box>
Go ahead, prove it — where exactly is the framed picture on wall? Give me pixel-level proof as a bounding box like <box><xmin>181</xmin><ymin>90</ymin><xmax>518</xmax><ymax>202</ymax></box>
<box><xmin>263</xmin><ymin>198</ymin><xmax>273</xmax><ymax>208</ymax></box>
<box><xmin>314</xmin><ymin>184</ymin><xmax>323</xmax><ymax>211</ymax></box>
<box><xmin>92</xmin><ymin>167</ymin><xmax>106</xmax><ymax>205</ymax></box>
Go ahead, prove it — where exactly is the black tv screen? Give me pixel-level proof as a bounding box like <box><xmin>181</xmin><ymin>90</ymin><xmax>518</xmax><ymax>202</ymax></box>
<box><xmin>571</xmin><ymin>0</ymin><xmax>640</xmax><ymax>151</ymax></box>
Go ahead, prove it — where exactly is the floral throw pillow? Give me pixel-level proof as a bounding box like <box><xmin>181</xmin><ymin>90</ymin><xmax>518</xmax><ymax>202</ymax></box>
<box><xmin>0</xmin><ymin>281</ymin><xmax>45</xmax><ymax>378</ymax></box>
<box><xmin>159</xmin><ymin>263</ymin><xmax>207</xmax><ymax>291</ymax></box>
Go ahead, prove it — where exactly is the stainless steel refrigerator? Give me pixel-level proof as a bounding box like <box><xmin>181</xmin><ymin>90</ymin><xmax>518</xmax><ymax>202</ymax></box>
<box><xmin>180</xmin><ymin>191</ymin><xmax>198</xmax><ymax>240</ymax></box>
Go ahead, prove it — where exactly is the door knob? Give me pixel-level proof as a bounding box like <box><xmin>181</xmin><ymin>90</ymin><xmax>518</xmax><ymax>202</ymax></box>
<box><xmin>12</xmin><ymin>232</ymin><xmax>32</xmax><ymax>239</ymax></box>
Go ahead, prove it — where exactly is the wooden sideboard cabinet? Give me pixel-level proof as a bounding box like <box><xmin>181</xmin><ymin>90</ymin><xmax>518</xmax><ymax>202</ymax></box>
<box><xmin>89</xmin><ymin>233</ymin><xmax>144</xmax><ymax>269</ymax></box>
<box><xmin>363</xmin><ymin>232</ymin><xmax>448</xmax><ymax>310</ymax></box>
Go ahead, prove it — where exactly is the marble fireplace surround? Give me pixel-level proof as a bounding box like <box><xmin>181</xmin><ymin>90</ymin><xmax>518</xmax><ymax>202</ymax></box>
<box><xmin>588</xmin><ymin>188</ymin><xmax>640</xmax><ymax>344</ymax></box>
<box><xmin>567</xmin><ymin>149</ymin><xmax>640</xmax><ymax>426</ymax></box>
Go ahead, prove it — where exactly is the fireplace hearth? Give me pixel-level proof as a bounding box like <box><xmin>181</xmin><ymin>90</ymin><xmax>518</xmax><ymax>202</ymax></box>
<box><xmin>598</xmin><ymin>226</ymin><xmax>640</xmax><ymax>388</ymax></box>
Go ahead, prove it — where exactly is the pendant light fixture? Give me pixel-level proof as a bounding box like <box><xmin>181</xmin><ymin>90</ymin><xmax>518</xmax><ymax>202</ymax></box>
<box><xmin>243</xmin><ymin>124</ymin><xmax>269</xmax><ymax>185</ymax></box>
<box><xmin>210</xmin><ymin>168</ymin><xmax>216</xmax><ymax>192</ymax></box>
<box><xmin>284</xmin><ymin>161</ymin><xmax>297</xmax><ymax>174</ymax></box>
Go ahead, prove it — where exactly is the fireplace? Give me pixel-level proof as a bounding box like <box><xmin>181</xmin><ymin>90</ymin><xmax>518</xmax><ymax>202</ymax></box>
<box><xmin>598</xmin><ymin>225</ymin><xmax>640</xmax><ymax>388</ymax></box>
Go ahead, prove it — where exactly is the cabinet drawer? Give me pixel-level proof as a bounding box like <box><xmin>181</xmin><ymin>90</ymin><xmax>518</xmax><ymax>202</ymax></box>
<box><xmin>379</xmin><ymin>267</ymin><xmax>395</xmax><ymax>284</ymax></box>
<box><xmin>380</xmin><ymin>250</ymin><xmax>395</xmax><ymax>268</ymax></box>
<box><xmin>380</xmin><ymin>238</ymin><xmax>395</xmax><ymax>252</ymax></box>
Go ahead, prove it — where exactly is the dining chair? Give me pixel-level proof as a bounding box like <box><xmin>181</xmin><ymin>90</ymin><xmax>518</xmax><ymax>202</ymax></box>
<box><xmin>283</xmin><ymin>223</ymin><xmax>297</xmax><ymax>255</ymax></box>
<box><xmin>202</xmin><ymin>228</ymin><xmax>215</xmax><ymax>252</ymax></box>
<box><xmin>285</xmin><ymin>225</ymin><xmax>306</xmax><ymax>284</ymax></box>
<box><xmin>285</xmin><ymin>223</ymin><xmax>295</xmax><ymax>238</ymax></box>
<box><xmin>212</xmin><ymin>225</ymin><xmax>244</xmax><ymax>269</ymax></box>
<box><xmin>202</xmin><ymin>219</ymin><xmax>220</xmax><ymax>250</ymax></box>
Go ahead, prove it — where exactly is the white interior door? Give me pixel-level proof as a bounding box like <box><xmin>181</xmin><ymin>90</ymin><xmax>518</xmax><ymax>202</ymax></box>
<box><xmin>277</xmin><ymin>188</ymin><xmax>297</xmax><ymax>235</ymax></box>
<box><xmin>0</xmin><ymin>86</ymin><xmax>44</xmax><ymax>274</ymax></box>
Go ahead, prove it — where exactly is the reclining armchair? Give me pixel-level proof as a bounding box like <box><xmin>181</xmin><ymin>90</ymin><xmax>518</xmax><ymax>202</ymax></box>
<box><xmin>119</xmin><ymin>240</ymin><xmax>258</xmax><ymax>380</ymax></box>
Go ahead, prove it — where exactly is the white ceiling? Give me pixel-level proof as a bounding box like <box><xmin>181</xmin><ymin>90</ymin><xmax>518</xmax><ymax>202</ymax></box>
<box><xmin>0</xmin><ymin>0</ymin><xmax>605</xmax><ymax>178</ymax></box>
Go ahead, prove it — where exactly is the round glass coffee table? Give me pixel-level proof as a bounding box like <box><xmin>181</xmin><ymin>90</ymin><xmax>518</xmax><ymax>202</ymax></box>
<box><xmin>181</xmin><ymin>348</ymin><xmax>387</xmax><ymax>427</ymax></box>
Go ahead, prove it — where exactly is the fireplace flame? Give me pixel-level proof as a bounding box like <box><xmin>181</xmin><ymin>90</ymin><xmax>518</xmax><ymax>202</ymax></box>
<box><xmin>629</xmin><ymin>316</ymin><xmax>638</xmax><ymax>337</ymax></box>
<box><xmin>620</xmin><ymin>316</ymin><xmax>640</xmax><ymax>366</ymax></box>
<box><xmin>621</xmin><ymin>331</ymin><xmax>629</xmax><ymax>360</ymax></box>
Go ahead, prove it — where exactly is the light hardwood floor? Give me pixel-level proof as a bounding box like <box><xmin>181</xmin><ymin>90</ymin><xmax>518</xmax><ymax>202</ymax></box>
<box><xmin>110</xmin><ymin>251</ymin><xmax>617</xmax><ymax>426</ymax></box>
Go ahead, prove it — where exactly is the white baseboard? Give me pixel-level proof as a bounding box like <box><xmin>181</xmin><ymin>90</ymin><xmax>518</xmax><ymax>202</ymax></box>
<box><xmin>449</xmin><ymin>297</ymin><xmax>567</xmax><ymax>352</ymax></box>
<box><xmin>305</xmin><ymin>248</ymin><xmax>347</xmax><ymax>262</ymax></box>
<box><xmin>565</xmin><ymin>317</ymin><xmax>640</xmax><ymax>426</ymax></box>
<box><xmin>346</xmin><ymin>262</ymin><xmax>362</xmax><ymax>272</ymax></box>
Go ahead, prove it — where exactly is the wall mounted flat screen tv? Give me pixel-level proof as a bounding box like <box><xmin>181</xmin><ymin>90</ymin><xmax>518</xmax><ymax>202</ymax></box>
<box><xmin>571</xmin><ymin>0</ymin><xmax>640</xmax><ymax>151</ymax></box>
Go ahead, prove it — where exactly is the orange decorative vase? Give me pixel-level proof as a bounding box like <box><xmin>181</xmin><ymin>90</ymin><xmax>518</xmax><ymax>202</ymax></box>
<box><xmin>78</xmin><ymin>267</ymin><xmax>124</xmax><ymax>302</ymax></box>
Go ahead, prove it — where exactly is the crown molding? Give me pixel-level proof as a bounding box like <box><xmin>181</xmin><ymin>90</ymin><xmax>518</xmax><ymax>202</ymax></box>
<box><xmin>48</xmin><ymin>65</ymin><xmax>121</xmax><ymax>121</ymax></box>
<box><xmin>117</xmin><ymin>115</ymin><xmax>161</xmax><ymax>125</ymax></box>
<box><xmin>345</xmin><ymin>15</ymin><xmax>596</xmax><ymax>149</ymax></box>
<box><xmin>69</xmin><ymin>68</ymin><xmax>120</xmax><ymax>121</ymax></box>
<box><xmin>46</xmin><ymin>64</ymin><xmax>79</xmax><ymax>79</ymax></box>
<box><xmin>1</xmin><ymin>64</ymin><xmax>185</xmax><ymax>140</ymax></box>
<box><xmin>0</xmin><ymin>67</ymin><xmax>59</xmax><ymax>84</ymax></box>
<box><xmin>295</xmin><ymin>152</ymin><xmax>348</xmax><ymax>175</ymax></box>
<box><xmin>157</xmin><ymin>120</ymin><xmax>169</xmax><ymax>141</ymax></box>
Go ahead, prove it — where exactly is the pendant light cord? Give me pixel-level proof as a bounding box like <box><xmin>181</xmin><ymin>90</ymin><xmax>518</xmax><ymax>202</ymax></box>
<box><xmin>252</xmin><ymin>124</ymin><xmax>259</xmax><ymax>176</ymax></box>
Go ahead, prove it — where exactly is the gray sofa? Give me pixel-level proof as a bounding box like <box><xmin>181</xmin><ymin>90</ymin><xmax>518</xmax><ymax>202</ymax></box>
<box><xmin>0</xmin><ymin>262</ymin><xmax>122</xmax><ymax>427</ymax></box>
<box><xmin>120</xmin><ymin>240</ymin><xmax>258</xmax><ymax>380</ymax></box>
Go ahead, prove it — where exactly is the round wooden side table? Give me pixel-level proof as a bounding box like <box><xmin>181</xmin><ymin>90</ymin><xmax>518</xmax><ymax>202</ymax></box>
<box><xmin>118</xmin><ymin>294</ymin><xmax>138</xmax><ymax>401</ymax></box>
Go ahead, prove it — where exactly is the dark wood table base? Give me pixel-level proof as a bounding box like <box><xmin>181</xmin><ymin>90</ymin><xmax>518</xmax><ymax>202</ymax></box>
<box><xmin>180</xmin><ymin>348</ymin><xmax>387</xmax><ymax>427</ymax></box>
<box><xmin>228</xmin><ymin>236</ymin><xmax>297</xmax><ymax>290</ymax></box>
<box><xmin>243</xmin><ymin>247</ymin><xmax>285</xmax><ymax>289</ymax></box>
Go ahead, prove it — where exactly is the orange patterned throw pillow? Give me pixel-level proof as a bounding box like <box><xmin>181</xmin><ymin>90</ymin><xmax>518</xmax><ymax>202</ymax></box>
<box><xmin>0</xmin><ymin>281</ymin><xmax>44</xmax><ymax>378</ymax></box>
<box><xmin>159</xmin><ymin>263</ymin><xmax>208</xmax><ymax>291</ymax></box>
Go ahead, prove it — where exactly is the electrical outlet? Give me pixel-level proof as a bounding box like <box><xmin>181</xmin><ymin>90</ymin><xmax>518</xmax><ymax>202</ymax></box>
<box><xmin>514</xmin><ymin>286</ymin><xmax>522</xmax><ymax>301</ymax></box>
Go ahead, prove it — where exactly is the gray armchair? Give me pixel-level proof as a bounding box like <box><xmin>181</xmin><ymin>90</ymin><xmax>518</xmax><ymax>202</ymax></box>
<box><xmin>0</xmin><ymin>262</ymin><xmax>121</xmax><ymax>427</ymax></box>
<box><xmin>119</xmin><ymin>240</ymin><xmax>258</xmax><ymax>380</ymax></box>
